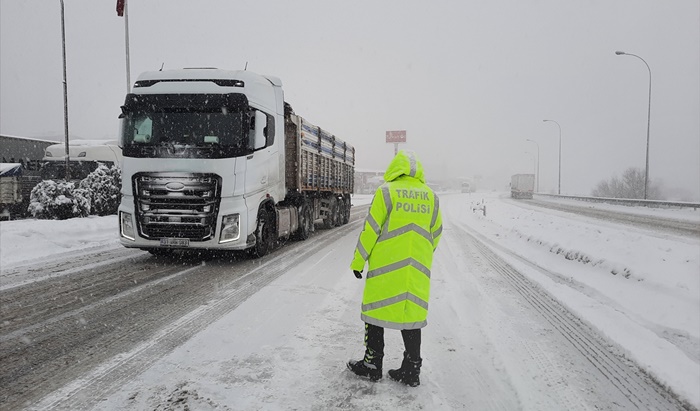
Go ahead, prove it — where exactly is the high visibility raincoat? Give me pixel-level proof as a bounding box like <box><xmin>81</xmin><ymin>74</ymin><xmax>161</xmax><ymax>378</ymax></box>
<box><xmin>350</xmin><ymin>151</ymin><xmax>443</xmax><ymax>330</ymax></box>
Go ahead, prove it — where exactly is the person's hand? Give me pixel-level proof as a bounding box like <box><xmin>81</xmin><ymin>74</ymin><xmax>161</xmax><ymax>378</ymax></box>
<box><xmin>353</xmin><ymin>270</ymin><xmax>363</xmax><ymax>279</ymax></box>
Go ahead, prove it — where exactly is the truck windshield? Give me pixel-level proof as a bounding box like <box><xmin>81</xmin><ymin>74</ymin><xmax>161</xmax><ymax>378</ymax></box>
<box><xmin>120</xmin><ymin>93</ymin><xmax>251</xmax><ymax>159</ymax></box>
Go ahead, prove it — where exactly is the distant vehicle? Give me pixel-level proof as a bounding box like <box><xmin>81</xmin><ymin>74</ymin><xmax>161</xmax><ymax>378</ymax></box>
<box><xmin>461</xmin><ymin>181</ymin><xmax>471</xmax><ymax>193</ymax></box>
<box><xmin>117</xmin><ymin>68</ymin><xmax>355</xmax><ymax>257</ymax></box>
<box><xmin>510</xmin><ymin>174</ymin><xmax>535</xmax><ymax>199</ymax></box>
<box><xmin>41</xmin><ymin>140</ymin><xmax>122</xmax><ymax>181</ymax></box>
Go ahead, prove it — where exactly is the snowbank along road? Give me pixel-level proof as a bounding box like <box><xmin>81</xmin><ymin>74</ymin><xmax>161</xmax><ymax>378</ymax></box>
<box><xmin>525</xmin><ymin>196</ymin><xmax>700</xmax><ymax>238</ymax></box>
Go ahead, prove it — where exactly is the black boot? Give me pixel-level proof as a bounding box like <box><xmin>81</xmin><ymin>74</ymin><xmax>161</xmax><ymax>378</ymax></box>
<box><xmin>347</xmin><ymin>349</ymin><xmax>383</xmax><ymax>381</ymax></box>
<box><xmin>388</xmin><ymin>351</ymin><xmax>422</xmax><ymax>387</ymax></box>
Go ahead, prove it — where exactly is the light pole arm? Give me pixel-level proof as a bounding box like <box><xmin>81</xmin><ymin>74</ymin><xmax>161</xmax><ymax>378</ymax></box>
<box><xmin>631</xmin><ymin>54</ymin><xmax>652</xmax><ymax>200</ymax></box>
<box><xmin>625</xmin><ymin>53</ymin><xmax>651</xmax><ymax>80</ymax></box>
<box><xmin>625</xmin><ymin>54</ymin><xmax>652</xmax><ymax>125</ymax></box>
<box><xmin>616</xmin><ymin>51</ymin><xmax>652</xmax><ymax>199</ymax></box>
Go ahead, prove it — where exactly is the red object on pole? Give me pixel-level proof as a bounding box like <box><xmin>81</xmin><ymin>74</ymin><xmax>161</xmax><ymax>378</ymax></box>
<box><xmin>116</xmin><ymin>0</ymin><xmax>125</xmax><ymax>17</ymax></box>
<box><xmin>385</xmin><ymin>130</ymin><xmax>407</xmax><ymax>143</ymax></box>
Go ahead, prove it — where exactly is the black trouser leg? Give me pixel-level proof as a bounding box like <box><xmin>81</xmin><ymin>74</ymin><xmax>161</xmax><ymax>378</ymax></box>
<box><xmin>401</xmin><ymin>328</ymin><xmax>421</xmax><ymax>360</ymax></box>
<box><xmin>388</xmin><ymin>328</ymin><xmax>422</xmax><ymax>386</ymax></box>
<box><xmin>365</xmin><ymin>323</ymin><xmax>384</xmax><ymax>356</ymax></box>
<box><xmin>347</xmin><ymin>323</ymin><xmax>385</xmax><ymax>380</ymax></box>
<box><xmin>364</xmin><ymin>323</ymin><xmax>384</xmax><ymax>370</ymax></box>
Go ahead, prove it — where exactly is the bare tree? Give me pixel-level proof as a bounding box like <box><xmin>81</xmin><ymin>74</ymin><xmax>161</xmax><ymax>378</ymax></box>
<box><xmin>592</xmin><ymin>167</ymin><xmax>662</xmax><ymax>199</ymax></box>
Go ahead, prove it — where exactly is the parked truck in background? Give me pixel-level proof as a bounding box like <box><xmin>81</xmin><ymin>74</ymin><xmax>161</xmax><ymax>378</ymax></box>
<box><xmin>510</xmin><ymin>174</ymin><xmax>535</xmax><ymax>199</ymax></box>
<box><xmin>41</xmin><ymin>140</ymin><xmax>123</xmax><ymax>181</ymax></box>
<box><xmin>117</xmin><ymin>68</ymin><xmax>355</xmax><ymax>257</ymax></box>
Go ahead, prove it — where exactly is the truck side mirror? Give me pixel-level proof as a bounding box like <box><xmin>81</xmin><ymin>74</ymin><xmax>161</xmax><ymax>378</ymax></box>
<box><xmin>254</xmin><ymin>111</ymin><xmax>267</xmax><ymax>150</ymax></box>
<box><xmin>117</xmin><ymin>118</ymin><xmax>124</xmax><ymax>148</ymax></box>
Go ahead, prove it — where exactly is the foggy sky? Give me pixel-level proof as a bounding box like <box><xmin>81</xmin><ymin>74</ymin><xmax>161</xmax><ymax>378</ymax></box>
<box><xmin>1</xmin><ymin>1</ymin><xmax>698</xmax><ymax>199</ymax></box>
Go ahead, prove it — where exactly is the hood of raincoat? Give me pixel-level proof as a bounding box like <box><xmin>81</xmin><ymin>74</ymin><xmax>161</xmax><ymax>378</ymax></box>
<box><xmin>383</xmin><ymin>150</ymin><xmax>426</xmax><ymax>183</ymax></box>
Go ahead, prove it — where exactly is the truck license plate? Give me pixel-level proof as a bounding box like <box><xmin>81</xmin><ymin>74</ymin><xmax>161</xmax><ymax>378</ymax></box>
<box><xmin>160</xmin><ymin>238</ymin><xmax>190</xmax><ymax>247</ymax></box>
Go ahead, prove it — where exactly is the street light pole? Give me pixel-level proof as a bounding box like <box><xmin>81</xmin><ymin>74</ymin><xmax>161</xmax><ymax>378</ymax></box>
<box><xmin>123</xmin><ymin>0</ymin><xmax>131</xmax><ymax>93</ymax></box>
<box><xmin>615</xmin><ymin>50</ymin><xmax>652</xmax><ymax>200</ymax></box>
<box><xmin>542</xmin><ymin>120</ymin><xmax>561</xmax><ymax>195</ymax></box>
<box><xmin>526</xmin><ymin>139</ymin><xmax>540</xmax><ymax>192</ymax></box>
<box><xmin>60</xmin><ymin>0</ymin><xmax>70</xmax><ymax>180</ymax></box>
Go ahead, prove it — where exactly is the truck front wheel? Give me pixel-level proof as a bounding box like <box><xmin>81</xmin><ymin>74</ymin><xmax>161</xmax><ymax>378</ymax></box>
<box><xmin>250</xmin><ymin>208</ymin><xmax>274</xmax><ymax>258</ymax></box>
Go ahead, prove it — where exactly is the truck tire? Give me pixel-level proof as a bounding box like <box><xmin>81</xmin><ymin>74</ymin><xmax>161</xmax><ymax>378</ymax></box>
<box><xmin>341</xmin><ymin>195</ymin><xmax>350</xmax><ymax>225</ymax></box>
<box><xmin>337</xmin><ymin>198</ymin><xmax>347</xmax><ymax>226</ymax></box>
<box><xmin>337</xmin><ymin>201</ymin><xmax>344</xmax><ymax>226</ymax></box>
<box><xmin>322</xmin><ymin>197</ymin><xmax>337</xmax><ymax>229</ymax></box>
<box><xmin>333</xmin><ymin>198</ymin><xmax>341</xmax><ymax>227</ymax></box>
<box><xmin>250</xmin><ymin>208</ymin><xmax>273</xmax><ymax>258</ymax></box>
<box><xmin>294</xmin><ymin>202</ymin><xmax>313</xmax><ymax>241</ymax></box>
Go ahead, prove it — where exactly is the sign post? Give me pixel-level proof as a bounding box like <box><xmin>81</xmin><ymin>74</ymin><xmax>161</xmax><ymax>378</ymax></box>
<box><xmin>386</xmin><ymin>130</ymin><xmax>406</xmax><ymax>156</ymax></box>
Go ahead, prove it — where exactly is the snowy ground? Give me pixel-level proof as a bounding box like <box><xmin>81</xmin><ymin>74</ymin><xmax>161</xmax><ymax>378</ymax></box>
<box><xmin>1</xmin><ymin>192</ymin><xmax>698</xmax><ymax>410</ymax></box>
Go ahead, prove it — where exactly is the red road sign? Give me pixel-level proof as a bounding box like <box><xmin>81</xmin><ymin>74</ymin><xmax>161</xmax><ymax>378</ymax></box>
<box><xmin>386</xmin><ymin>130</ymin><xmax>406</xmax><ymax>143</ymax></box>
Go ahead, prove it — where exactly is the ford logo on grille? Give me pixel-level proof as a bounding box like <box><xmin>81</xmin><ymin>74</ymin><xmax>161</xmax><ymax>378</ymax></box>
<box><xmin>165</xmin><ymin>182</ymin><xmax>186</xmax><ymax>192</ymax></box>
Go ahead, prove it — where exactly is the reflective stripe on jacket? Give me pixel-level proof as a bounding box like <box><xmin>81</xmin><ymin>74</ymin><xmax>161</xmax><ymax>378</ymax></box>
<box><xmin>351</xmin><ymin>151</ymin><xmax>443</xmax><ymax>330</ymax></box>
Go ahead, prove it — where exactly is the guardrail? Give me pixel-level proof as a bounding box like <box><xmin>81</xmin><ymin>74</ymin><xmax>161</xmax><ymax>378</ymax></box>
<box><xmin>534</xmin><ymin>193</ymin><xmax>700</xmax><ymax>210</ymax></box>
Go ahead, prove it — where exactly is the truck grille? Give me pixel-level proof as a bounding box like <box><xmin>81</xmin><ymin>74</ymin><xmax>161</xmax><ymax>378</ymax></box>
<box><xmin>133</xmin><ymin>172</ymin><xmax>221</xmax><ymax>241</ymax></box>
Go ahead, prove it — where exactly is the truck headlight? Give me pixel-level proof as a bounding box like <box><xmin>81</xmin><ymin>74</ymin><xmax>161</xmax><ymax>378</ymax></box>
<box><xmin>219</xmin><ymin>214</ymin><xmax>240</xmax><ymax>243</ymax></box>
<box><xmin>120</xmin><ymin>211</ymin><xmax>135</xmax><ymax>240</ymax></box>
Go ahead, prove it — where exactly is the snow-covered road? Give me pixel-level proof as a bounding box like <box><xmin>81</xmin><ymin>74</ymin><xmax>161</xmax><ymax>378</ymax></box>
<box><xmin>1</xmin><ymin>192</ymin><xmax>698</xmax><ymax>410</ymax></box>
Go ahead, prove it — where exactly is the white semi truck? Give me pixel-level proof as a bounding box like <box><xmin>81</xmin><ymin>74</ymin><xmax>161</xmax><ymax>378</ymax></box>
<box><xmin>117</xmin><ymin>68</ymin><xmax>355</xmax><ymax>257</ymax></box>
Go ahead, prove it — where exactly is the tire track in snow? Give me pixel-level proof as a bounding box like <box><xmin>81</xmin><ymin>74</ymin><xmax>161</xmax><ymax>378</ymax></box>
<box><xmin>429</xmin><ymin>231</ymin><xmax>520</xmax><ymax>410</ymax></box>
<box><xmin>0</xmin><ymin>244</ymin><xmax>131</xmax><ymax>291</ymax></box>
<box><xmin>29</xmin><ymin>210</ymin><xmax>368</xmax><ymax>411</ymax></box>
<box><xmin>2</xmin><ymin>206</ymin><xmax>370</xmax><ymax>411</ymax></box>
<box><xmin>453</xmin><ymin>220</ymin><xmax>692</xmax><ymax>411</ymax></box>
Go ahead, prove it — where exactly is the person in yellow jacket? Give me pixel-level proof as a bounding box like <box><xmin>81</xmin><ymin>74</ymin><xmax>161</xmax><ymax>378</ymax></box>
<box><xmin>347</xmin><ymin>150</ymin><xmax>442</xmax><ymax>387</ymax></box>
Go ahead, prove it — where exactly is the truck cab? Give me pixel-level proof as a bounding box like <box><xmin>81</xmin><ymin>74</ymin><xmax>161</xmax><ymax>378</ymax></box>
<box><xmin>117</xmin><ymin>69</ymin><xmax>286</xmax><ymax>255</ymax></box>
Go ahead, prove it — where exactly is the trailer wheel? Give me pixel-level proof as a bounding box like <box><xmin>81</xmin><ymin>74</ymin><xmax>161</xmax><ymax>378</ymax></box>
<box><xmin>294</xmin><ymin>202</ymin><xmax>313</xmax><ymax>241</ymax></box>
<box><xmin>341</xmin><ymin>195</ymin><xmax>350</xmax><ymax>225</ymax></box>
<box><xmin>307</xmin><ymin>202</ymin><xmax>315</xmax><ymax>234</ymax></box>
<box><xmin>337</xmin><ymin>198</ymin><xmax>346</xmax><ymax>226</ymax></box>
<box><xmin>322</xmin><ymin>197</ymin><xmax>337</xmax><ymax>229</ymax></box>
<box><xmin>334</xmin><ymin>197</ymin><xmax>346</xmax><ymax>226</ymax></box>
<box><xmin>250</xmin><ymin>208</ymin><xmax>273</xmax><ymax>258</ymax></box>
